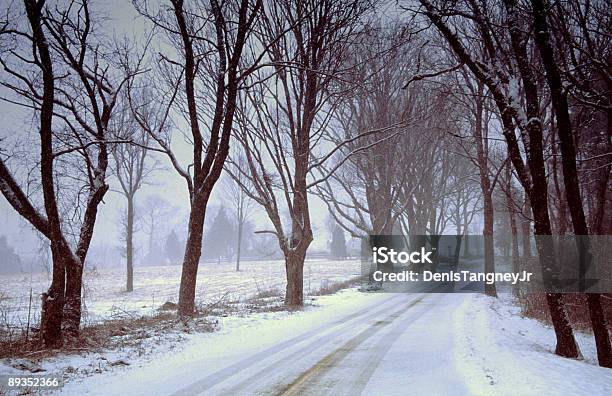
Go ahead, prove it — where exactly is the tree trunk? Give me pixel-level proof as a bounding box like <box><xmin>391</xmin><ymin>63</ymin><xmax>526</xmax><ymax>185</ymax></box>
<box><xmin>504</xmin><ymin>48</ymin><xmax>579</xmax><ymax>357</ymax></box>
<box><xmin>24</xmin><ymin>0</ymin><xmax>65</xmax><ymax>348</ymax></box>
<box><xmin>591</xmin><ymin>108</ymin><xmax>611</xmax><ymax>234</ymax></box>
<box><xmin>126</xmin><ymin>195</ymin><xmax>134</xmax><ymax>292</ymax></box>
<box><xmin>178</xmin><ymin>197</ymin><xmax>207</xmax><ymax>316</ymax></box>
<box><xmin>429</xmin><ymin>234</ymin><xmax>441</xmax><ymax>272</ymax></box>
<box><xmin>236</xmin><ymin>219</ymin><xmax>243</xmax><ymax>272</ymax></box>
<box><xmin>285</xmin><ymin>249</ymin><xmax>306</xmax><ymax>307</ymax></box>
<box><xmin>508</xmin><ymin>213</ymin><xmax>520</xmax><ymax>265</ymax></box>
<box><xmin>506</xmin><ymin>164</ymin><xmax>521</xmax><ymax>294</ymax></box>
<box><xmin>63</xmin><ymin>254</ymin><xmax>83</xmax><ymax>338</ymax></box>
<box><xmin>463</xmin><ymin>232</ymin><xmax>470</xmax><ymax>258</ymax></box>
<box><xmin>531</xmin><ymin>191</ymin><xmax>580</xmax><ymax>358</ymax></box>
<box><xmin>473</xmin><ymin>87</ymin><xmax>496</xmax><ymax>297</ymax></box>
<box><xmin>483</xmin><ymin>193</ymin><xmax>497</xmax><ymax>297</ymax></box>
<box><xmin>551</xmin><ymin>132</ymin><xmax>568</xmax><ymax>234</ymax></box>
<box><xmin>409</xmin><ymin>234</ymin><xmax>427</xmax><ymax>271</ymax></box>
<box><xmin>587</xmin><ymin>293</ymin><xmax>612</xmax><ymax>367</ymax></box>
<box><xmin>40</xmin><ymin>243</ymin><xmax>66</xmax><ymax>348</ymax></box>
<box><xmin>545</xmin><ymin>292</ymin><xmax>581</xmax><ymax>357</ymax></box>
<box><xmin>147</xmin><ymin>221</ymin><xmax>155</xmax><ymax>262</ymax></box>
<box><xmin>591</xmin><ymin>152</ymin><xmax>610</xmax><ymax>235</ymax></box>
<box><xmin>369</xmin><ymin>197</ymin><xmax>394</xmax><ymax>235</ymax></box>
<box><xmin>452</xmin><ymin>234</ymin><xmax>463</xmax><ymax>271</ymax></box>
<box><xmin>521</xmin><ymin>197</ymin><xmax>532</xmax><ymax>258</ymax></box>
<box><xmin>499</xmin><ymin>0</ymin><xmax>579</xmax><ymax>357</ymax></box>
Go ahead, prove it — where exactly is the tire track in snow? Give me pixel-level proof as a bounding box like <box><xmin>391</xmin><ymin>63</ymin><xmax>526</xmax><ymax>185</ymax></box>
<box><xmin>272</xmin><ymin>294</ymin><xmax>430</xmax><ymax>396</ymax></box>
<box><xmin>221</xmin><ymin>294</ymin><xmax>427</xmax><ymax>395</ymax></box>
<box><xmin>345</xmin><ymin>293</ymin><xmax>445</xmax><ymax>395</ymax></box>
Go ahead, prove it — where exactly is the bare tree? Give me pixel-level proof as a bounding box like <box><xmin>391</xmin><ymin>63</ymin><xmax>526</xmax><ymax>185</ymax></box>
<box><xmin>315</xmin><ymin>25</ymin><xmax>426</xmax><ymax>239</ymax></box>
<box><xmin>141</xmin><ymin>195</ymin><xmax>178</xmax><ymax>265</ymax></box>
<box><xmin>416</xmin><ymin>0</ymin><xmax>580</xmax><ymax>358</ymax></box>
<box><xmin>110</xmin><ymin>95</ymin><xmax>157</xmax><ymax>292</ymax></box>
<box><xmin>549</xmin><ymin>0</ymin><xmax>611</xmax><ymax>236</ymax></box>
<box><xmin>397</xmin><ymin>120</ymin><xmax>456</xmax><ymax>260</ymax></box>
<box><xmin>502</xmin><ymin>161</ymin><xmax>521</xmax><ymax>278</ymax></box>
<box><xmin>444</xmin><ymin>150</ymin><xmax>481</xmax><ymax>269</ymax></box>
<box><xmin>224</xmin><ymin>156</ymin><xmax>255</xmax><ymax>271</ymax></box>
<box><xmin>447</xmin><ymin>73</ymin><xmax>509</xmax><ymax>296</ymax></box>
<box><xmin>0</xmin><ymin>0</ymin><xmax>137</xmax><ymax>345</ymax></box>
<box><xmin>530</xmin><ymin>0</ymin><xmax>612</xmax><ymax>368</ymax></box>
<box><xmin>232</xmin><ymin>0</ymin><xmax>371</xmax><ymax>306</ymax></box>
<box><xmin>132</xmin><ymin>0</ymin><xmax>263</xmax><ymax>316</ymax></box>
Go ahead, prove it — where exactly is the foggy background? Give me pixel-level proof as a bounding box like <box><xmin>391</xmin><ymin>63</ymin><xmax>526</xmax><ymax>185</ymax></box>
<box><xmin>0</xmin><ymin>0</ymin><xmax>368</xmax><ymax>273</ymax></box>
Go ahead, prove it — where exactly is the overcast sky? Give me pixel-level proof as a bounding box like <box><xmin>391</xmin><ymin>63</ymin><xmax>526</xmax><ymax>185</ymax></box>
<box><xmin>0</xmin><ymin>0</ymin><xmax>335</xmax><ymax>268</ymax></box>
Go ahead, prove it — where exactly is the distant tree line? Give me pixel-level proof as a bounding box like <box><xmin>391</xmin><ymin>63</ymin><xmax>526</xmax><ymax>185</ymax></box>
<box><xmin>0</xmin><ymin>236</ymin><xmax>21</xmax><ymax>273</ymax></box>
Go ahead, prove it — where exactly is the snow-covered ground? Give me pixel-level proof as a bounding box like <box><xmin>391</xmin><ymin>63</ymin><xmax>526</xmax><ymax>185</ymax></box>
<box><xmin>0</xmin><ymin>259</ymin><xmax>361</xmax><ymax>326</ymax></box>
<box><xmin>454</xmin><ymin>294</ymin><xmax>612</xmax><ymax>395</ymax></box>
<box><xmin>2</xmin><ymin>289</ymin><xmax>608</xmax><ymax>395</ymax></box>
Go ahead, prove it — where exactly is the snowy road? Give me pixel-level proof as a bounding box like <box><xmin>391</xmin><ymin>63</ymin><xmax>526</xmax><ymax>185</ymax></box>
<box><xmin>171</xmin><ymin>293</ymin><xmax>459</xmax><ymax>395</ymax></box>
<box><xmin>57</xmin><ymin>288</ymin><xmax>611</xmax><ymax>396</ymax></box>
<box><xmin>61</xmin><ymin>291</ymin><xmax>474</xmax><ymax>396</ymax></box>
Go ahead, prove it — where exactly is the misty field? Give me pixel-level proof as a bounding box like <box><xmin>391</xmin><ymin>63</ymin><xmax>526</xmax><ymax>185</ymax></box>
<box><xmin>0</xmin><ymin>259</ymin><xmax>360</xmax><ymax>328</ymax></box>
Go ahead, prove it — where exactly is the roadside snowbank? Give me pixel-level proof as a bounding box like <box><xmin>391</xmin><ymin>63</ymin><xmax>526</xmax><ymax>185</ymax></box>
<box><xmin>454</xmin><ymin>293</ymin><xmax>612</xmax><ymax>396</ymax></box>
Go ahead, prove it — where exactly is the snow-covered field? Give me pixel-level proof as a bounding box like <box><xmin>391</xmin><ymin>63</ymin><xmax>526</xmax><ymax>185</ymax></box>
<box><xmin>0</xmin><ymin>259</ymin><xmax>361</xmax><ymax>326</ymax></box>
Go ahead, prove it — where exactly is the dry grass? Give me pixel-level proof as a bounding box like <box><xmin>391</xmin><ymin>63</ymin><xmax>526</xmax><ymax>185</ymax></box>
<box><xmin>310</xmin><ymin>276</ymin><xmax>361</xmax><ymax>296</ymax></box>
<box><xmin>518</xmin><ymin>293</ymin><xmax>612</xmax><ymax>332</ymax></box>
<box><xmin>0</xmin><ymin>310</ymin><xmax>215</xmax><ymax>360</ymax></box>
